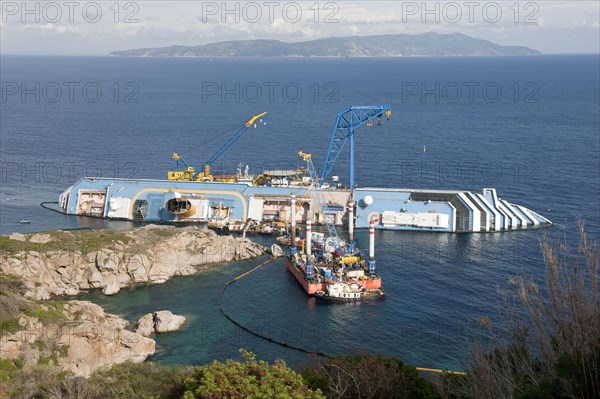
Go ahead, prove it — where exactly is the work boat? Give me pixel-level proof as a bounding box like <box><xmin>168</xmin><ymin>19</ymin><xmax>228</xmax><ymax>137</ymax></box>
<box><xmin>285</xmin><ymin>189</ymin><xmax>386</xmax><ymax>303</ymax></box>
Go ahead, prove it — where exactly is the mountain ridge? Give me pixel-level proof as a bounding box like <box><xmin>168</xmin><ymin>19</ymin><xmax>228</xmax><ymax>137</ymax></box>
<box><xmin>109</xmin><ymin>32</ymin><xmax>541</xmax><ymax>57</ymax></box>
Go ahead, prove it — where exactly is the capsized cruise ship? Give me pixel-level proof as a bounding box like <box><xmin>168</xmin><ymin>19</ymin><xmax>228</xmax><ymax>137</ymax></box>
<box><xmin>58</xmin><ymin>178</ymin><xmax>551</xmax><ymax>232</ymax></box>
<box><xmin>55</xmin><ymin>106</ymin><xmax>552</xmax><ymax>233</ymax></box>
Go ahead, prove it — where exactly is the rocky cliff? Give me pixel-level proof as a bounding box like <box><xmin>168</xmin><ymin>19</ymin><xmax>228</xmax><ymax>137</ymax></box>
<box><xmin>1</xmin><ymin>299</ymin><xmax>156</xmax><ymax>378</ymax></box>
<box><xmin>1</xmin><ymin>225</ymin><xmax>266</xmax><ymax>300</ymax></box>
<box><xmin>0</xmin><ymin>226</ymin><xmax>266</xmax><ymax>379</ymax></box>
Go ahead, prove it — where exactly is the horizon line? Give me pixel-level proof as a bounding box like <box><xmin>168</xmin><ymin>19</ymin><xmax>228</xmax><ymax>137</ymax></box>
<box><xmin>2</xmin><ymin>52</ymin><xmax>600</xmax><ymax>57</ymax></box>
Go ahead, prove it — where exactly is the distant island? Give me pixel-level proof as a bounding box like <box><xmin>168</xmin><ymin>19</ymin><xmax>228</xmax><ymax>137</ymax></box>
<box><xmin>109</xmin><ymin>32</ymin><xmax>540</xmax><ymax>57</ymax></box>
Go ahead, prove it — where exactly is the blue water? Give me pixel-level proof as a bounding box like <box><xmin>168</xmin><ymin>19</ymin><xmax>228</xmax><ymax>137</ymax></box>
<box><xmin>1</xmin><ymin>55</ymin><xmax>598</xmax><ymax>370</ymax></box>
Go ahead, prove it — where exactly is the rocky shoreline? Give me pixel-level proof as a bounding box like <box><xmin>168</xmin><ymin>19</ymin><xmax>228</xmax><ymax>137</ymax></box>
<box><xmin>2</xmin><ymin>225</ymin><xmax>266</xmax><ymax>300</ymax></box>
<box><xmin>0</xmin><ymin>226</ymin><xmax>267</xmax><ymax>378</ymax></box>
<box><xmin>1</xmin><ymin>300</ymin><xmax>156</xmax><ymax>378</ymax></box>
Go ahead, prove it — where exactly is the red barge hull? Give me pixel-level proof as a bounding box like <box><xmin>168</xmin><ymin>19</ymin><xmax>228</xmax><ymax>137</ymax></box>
<box><xmin>285</xmin><ymin>258</ymin><xmax>382</xmax><ymax>295</ymax></box>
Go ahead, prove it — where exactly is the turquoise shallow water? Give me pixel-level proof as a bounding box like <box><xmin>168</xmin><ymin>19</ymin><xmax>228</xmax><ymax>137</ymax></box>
<box><xmin>1</xmin><ymin>54</ymin><xmax>598</xmax><ymax>369</ymax></box>
<box><xmin>76</xmin><ymin>227</ymin><xmax>551</xmax><ymax>370</ymax></box>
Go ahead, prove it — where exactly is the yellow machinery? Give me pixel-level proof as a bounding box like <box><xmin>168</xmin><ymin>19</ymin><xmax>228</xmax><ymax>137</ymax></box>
<box><xmin>168</xmin><ymin>153</ymin><xmax>196</xmax><ymax>180</ymax></box>
<box><xmin>339</xmin><ymin>255</ymin><xmax>361</xmax><ymax>266</ymax></box>
<box><xmin>168</xmin><ymin>112</ymin><xmax>267</xmax><ymax>182</ymax></box>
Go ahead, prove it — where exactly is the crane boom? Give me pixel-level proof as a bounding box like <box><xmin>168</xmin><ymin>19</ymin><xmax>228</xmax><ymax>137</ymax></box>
<box><xmin>168</xmin><ymin>152</ymin><xmax>196</xmax><ymax>180</ymax></box>
<box><xmin>204</xmin><ymin>111</ymin><xmax>267</xmax><ymax>166</ymax></box>
<box><xmin>168</xmin><ymin>112</ymin><xmax>267</xmax><ymax>181</ymax></box>
<box><xmin>321</xmin><ymin>105</ymin><xmax>391</xmax><ymax>188</ymax></box>
<box><xmin>298</xmin><ymin>151</ymin><xmax>342</xmax><ymax>250</ymax></box>
<box><xmin>171</xmin><ymin>152</ymin><xmax>189</xmax><ymax>170</ymax></box>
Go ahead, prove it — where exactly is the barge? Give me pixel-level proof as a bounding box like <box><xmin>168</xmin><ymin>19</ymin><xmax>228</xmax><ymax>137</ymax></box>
<box><xmin>285</xmin><ymin>196</ymin><xmax>385</xmax><ymax>302</ymax></box>
<box><xmin>285</xmin><ymin>254</ymin><xmax>386</xmax><ymax>302</ymax></box>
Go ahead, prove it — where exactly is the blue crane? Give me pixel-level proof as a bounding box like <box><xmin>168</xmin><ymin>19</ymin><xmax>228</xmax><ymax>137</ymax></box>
<box><xmin>199</xmin><ymin>111</ymin><xmax>268</xmax><ymax>180</ymax></box>
<box><xmin>296</xmin><ymin>106</ymin><xmax>392</xmax><ymax>252</ymax></box>
<box><xmin>321</xmin><ymin>106</ymin><xmax>392</xmax><ymax>188</ymax></box>
<box><xmin>298</xmin><ymin>151</ymin><xmax>343</xmax><ymax>250</ymax></box>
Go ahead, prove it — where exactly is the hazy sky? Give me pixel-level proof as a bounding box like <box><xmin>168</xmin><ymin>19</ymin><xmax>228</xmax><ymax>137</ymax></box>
<box><xmin>1</xmin><ymin>1</ymin><xmax>599</xmax><ymax>55</ymax></box>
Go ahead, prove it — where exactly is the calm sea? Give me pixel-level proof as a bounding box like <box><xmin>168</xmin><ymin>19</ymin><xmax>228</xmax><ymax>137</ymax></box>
<box><xmin>1</xmin><ymin>55</ymin><xmax>598</xmax><ymax>370</ymax></box>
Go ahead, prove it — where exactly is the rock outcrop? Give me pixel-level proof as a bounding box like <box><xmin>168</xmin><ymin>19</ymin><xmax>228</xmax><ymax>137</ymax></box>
<box><xmin>135</xmin><ymin>310</ymin><xmax>187</xmax><ymax>336</ymax></box>
<box><xmin>154</xmin><ymin>310</ymin><xmax>186</xmax><ymax>332</ymax></box>
<box><xmin>0</xmin><ymin>300</ymin><xmax>155</xmax><ymax>378</ymax></box>
<box><xmin>134</xmin><ymin>313</ymin><xmax>155</xmax><ymax>337</ymax></box>
<box><xmin>0</xmin><ymin>226</ymin><xmax>266</xmax><ymax>299</ymax></box>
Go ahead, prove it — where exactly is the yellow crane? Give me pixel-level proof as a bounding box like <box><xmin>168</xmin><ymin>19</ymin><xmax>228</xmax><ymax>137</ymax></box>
<box><xmin>168</xmin><ymin>112</ymin><xmax>267</xmax><ymax>182</ymax></box>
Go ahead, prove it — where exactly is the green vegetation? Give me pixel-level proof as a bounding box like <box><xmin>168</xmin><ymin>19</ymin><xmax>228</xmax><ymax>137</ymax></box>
<box><xmin>0</xmin><ymin>227</ymin><xmax>187</xmax><ymax>261</ymax></box>
<box><xmin>151</xmin><ymin>229</ymin><xmax>175</xmax><ymax>238</ymax></box>
<box><xmin>302</xmin><ymin>353</ymin><xmax>438</xmax><ymax>399</ymax></box>
<box><xmin>182</xmin><ymin>349</ymin><xmax>324</xmax><ymax>399</ymax></box>
<box><xmin>0</xmin><ymin>235</ymin><xmax>72</xmax><ymax>254</ymax></box>
<box><xmin>56</xmin><ymin>344</ymin><xmax>69</xmax><ymax>358</ymax></box>
<box><xmin>0</xmin><ymin>274</ymin><xmax>32</xmax><ymax>334</ymax></box>
<box><xmin>0</xmin><ymin>318</ymin><xmax>21</xmax><ymax>334</ymax></box>
<box><xmin>83</xmin><ymin>361</ymin><xmax>187</xmax><ymax>399</ymax></box>
<box><xmin>25</xmin><ymin>301</ymin><xmax>67</xmax><ymax>323</ymax></box>
<box><xmin>0</xmin><ymin>229</ymin><xmax>133</xmax><ymax>255</ymax></box>
<box><xmin>76</xmin><ymin>230</ymin><xmax>132</xmax><ymax>254</ymax></box>
<box><xmin>37</xmin><ymin>354</ymin><xmax>57</xmax><ymax>366</ymax></box>
<box><xmin>0</xmin><ymin>364</ymin><xmax>70</xmax><ymax>399</ymax></box>
<box><xmin>1</xmin><ymin>225</ymin><xmax>597</xmax><ymax>398</ymax></box>
<box><xmin>0</xmin><ymin>275</ymin><xmax>66</xmax><ymax>335</ymax></box>
<box><xmin>0</xmin><ymin>358</ymin><xmax>23</xmax><ymax>385</ymax></box>
<box><xmin>434</xmin><ymin>222</ymin><xmax>600</xmax><ymax>399</ymax></box>
<box><xmin>0</xmin><ymin>350</ymin><xmax>440</xmax><ymax>399</ymax></box>
<box><xmin>0</xmin><ymin>352</ymin><xmax>325</xmax><ymax>399</ymax></box>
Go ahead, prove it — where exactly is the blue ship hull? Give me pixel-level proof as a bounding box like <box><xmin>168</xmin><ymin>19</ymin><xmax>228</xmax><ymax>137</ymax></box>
<box><xmin>57</xmin><ymin>177</ymin><xmax>551</xmax><ymax>233</ymax></box>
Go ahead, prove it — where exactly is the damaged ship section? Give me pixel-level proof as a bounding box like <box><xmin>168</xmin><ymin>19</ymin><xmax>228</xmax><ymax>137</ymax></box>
<box><xmin>58</xmin><ymin>178</ymin><xmax>551</xmax><ymax>233</ymax></box>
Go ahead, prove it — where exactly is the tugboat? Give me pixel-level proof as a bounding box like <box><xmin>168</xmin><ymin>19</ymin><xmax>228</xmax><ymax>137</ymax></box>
<box><xmin>285</xmin><ymin>190</ymin><xmax>386</xmax><ymax>303</ymax></box>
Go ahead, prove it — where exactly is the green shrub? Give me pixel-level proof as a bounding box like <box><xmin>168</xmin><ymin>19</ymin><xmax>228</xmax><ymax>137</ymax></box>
<box><xmin>83</xmin><ymin>361</ymin><xmax>187</xmax><ymax>399</ymax></box>
<box><xmin>183</xmin><ymin>349</ymin><xmax>325</xmax><ymax>399</ymax></box>
<box><xmin>25</xmin><ymin>301</ymin><xmax>67</xmax><ymax>323</ymax></box>
<box><xmin>2</xmin><ymin>364</ymin><xmax>67</xmax><ymax>399</ymax></box>
<box><xmin>0</xmin><ymin>275</ymin><xmax>30</xmax><ymax>334</ymax></box>
<box><xmin>0</xmin><ymin>359</ymin><xmax>20</xmax><ymax>384</ymax></box>
<box><xmin>151</xmin><ymin>229</ymin><xmax>175</xmax><ymax>237</ymax></box>
<box><xmin>302</xmin><ymin>353</ymin><xmax>439</xmax><ymax>399</ymax></box>
<box><xmin>436</xmin><ymin>222</ymin><xmax>600</xmax><ymax>399</ymax></box>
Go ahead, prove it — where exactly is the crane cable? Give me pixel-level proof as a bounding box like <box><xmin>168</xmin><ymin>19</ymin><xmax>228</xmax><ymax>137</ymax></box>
<box><xmin>219</xmin><ymin>256</ymin><xmax>331</xmax><ymax>357</ymax></box>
